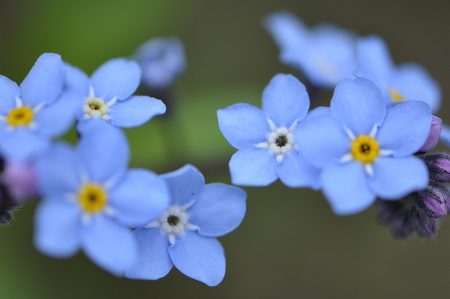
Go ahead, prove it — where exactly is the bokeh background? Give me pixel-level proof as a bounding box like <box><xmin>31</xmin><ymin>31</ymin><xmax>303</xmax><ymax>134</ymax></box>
<box><xmin>0</xmin><ymin>0</ymin><xmax>449</xmax><ymax>298</ymax></box>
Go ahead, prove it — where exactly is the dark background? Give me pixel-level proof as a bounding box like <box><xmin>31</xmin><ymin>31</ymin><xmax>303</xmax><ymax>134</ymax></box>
<box><xmin>0</xmin><ymin>0</ymin><xmax>449</xmax><ymax>298</ymax></box>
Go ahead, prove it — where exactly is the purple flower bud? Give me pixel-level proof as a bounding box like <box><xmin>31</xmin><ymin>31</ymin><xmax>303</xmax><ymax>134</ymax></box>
<box><xmin>423</xmin><ymin>153</ymin><xmax>450</xmax><ymax>183</ymax></box>
<box><xmin>414</xmin><ymin>185</ymin><xmax>448</xmax><ymax>218</ymax></box>
<box><xmin>2</xmin><ymin>161</ymin><xmax>38</xmax><ymax>202</ymax></box>
<box><xmin>419</xmin><ymin>116</ymin><xmax>442</xmax><ymax>153</ymax></box>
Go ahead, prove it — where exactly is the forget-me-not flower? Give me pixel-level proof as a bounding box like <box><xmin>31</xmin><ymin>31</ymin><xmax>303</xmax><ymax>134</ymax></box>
<box><xmin>296</xmin><ymin>78</ymin><xmax>432</xmax><ymax>215</ymax></box>
<box><xmin>265</xmin><ymin>12</ymin><xmax>356</xmax><ymax>88</ymax></box>
<box><xmin>64</xmin><ymin>58</ymin><xmax>166</xmax><ymax>129</ymax></box>
<box><xmin>217</xmin><ymin>74</ymin><xmax>320</xmax><ymax>188</ymax></box>
<box><xmin>0</xmin><ymin>53</ymin><xmax>78</xmax><ymax>161</ymax></box>
<box><xmin>34</xmin><ymin>121</ymin><xmax>169</xmax><ymax>275</ymax></box>
<box><xmin>126</xmin><ymin>165</ymin><xmax>246</xmax><ymax>287</ymax></box>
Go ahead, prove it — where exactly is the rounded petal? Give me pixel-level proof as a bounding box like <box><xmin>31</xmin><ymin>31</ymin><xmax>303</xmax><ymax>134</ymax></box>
<box><xmin>81</xmin><ymin>216</ymin><xmax>137</xmax><ymax>276</ymax></box>
<box><xmin>0</xmin><ymin>75</ymin><xmax>20</xmax><ymax>114</ymax></box>
<box><xmin>262</xmin><ymin>74</ymin><xmax>310</xmax><ymax>127</ymax></box>
<box><xmin>109</xmin><ymin>96</ymin><xmax>166</xmax><ymax>128</ymax></box>
<box><xmin>109</xmin><ymin>169</ymin><xmax>170</xmax><ymax>227</ymax></box>
<box><xmin>275</xmin><ymin>151</ymin><xmax>321</xmax><ymax>189</ymax></box>
<box><xmin>34</xmin><ymin>201</ymin><xmax>80</xmax><ymax>258</ymax></box>
<box><xmin>377</xmin><ymin>101</ymin><xmax>432</xmax><ymax>157</ymax></box>
<box><xmin>91</xmin><ymin>59</ymin><xmax>141</xmax><ymax>101</ymax></box>
<box><xmin>64</xmin><ymin>63</ymin><xmax>89</xmax><ymax>95</ymax></box>
<box><xmin>20</xmin><ymin>53</ymin><xmax>64</xmax><ymax>106</ymax></box>
<box><xmin>189</xmin><ymin>183</ymin><xmax>246</xmax><ymax>237</ymax></box>
<box><xmin>217</xmin><ymin>103</ymin><xmax>269</xmax><ymax>149</ymax></box>
<box><xmin>161</xmin><ymin>165</ymin><xmax>205</xmax><ymax>205</ymax></box>
<box><xmin>168</xmin><ymin>232</ymin><xmax>225</xmax><ymax>287</ymax></box>
<box><xmin>321</xmin><ymin>162</ymin><xmax>376</xmax><ymax>215</ymax></box>
<box><xmin>331</xmin><ymin>78</ymin><xmax>386</xmax><ymax>135</ymax></box>
<box><xmin>229</xmin><ymin>147</ymin><xmax>277</xmax><ymax>186</ymax></box>
<box><xmin>370</xmin><ymin>157</ymin><xmax>429</xmax><ymax>200</ymax></box>
<box><xmin>0</xmin><ymin>129</ymin><xmax>49</xmax><ymax>161</ymax></box>
<box><xmin>125</xmin><ymin>228</ymin><xmax>173</xmax><ymax>280</ymax></box>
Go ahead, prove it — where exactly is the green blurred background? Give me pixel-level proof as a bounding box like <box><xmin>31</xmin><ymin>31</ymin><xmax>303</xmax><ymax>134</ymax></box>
<box><xmin>1</xmin><ymin>0</ymin><xmax>449</xmax><ymax>298</ymax></box>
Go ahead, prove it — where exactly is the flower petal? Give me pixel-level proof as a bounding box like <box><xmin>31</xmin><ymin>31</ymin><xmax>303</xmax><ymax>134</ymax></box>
<box><xmin>109</xmin><ymin>169</ymin><xmax>170</xmax><ymax>227</ymax></box>
<box><xmin>20</xmin><ymin>53</ymin><xmax>64</xmax><ymax>106</ymax></box>
<box><xmin>109</xmin><ymin>96</ymin><xmax>166</xmax><ymax>128</ymax></box>
<box><xmin>168</xmin><ymin>232</ymin><xmax>225</xmax><ymax>287</ymax></box>
<box><xmin>276</xmin><ymin>151</ymin><xmax>321</xmax><ymax>189</ymax></box>
<box><xmin>262</xmin><ymin>74</ymin><xmax>310</xmax><ymax>127</ymax></box>
<box><xmin>370</xmin><ymin>156</ymin><xmax>429</xmax><ymax>200</ymax></box>
<box><xmin>0</xmin><ymin>129</ymin><xmax>49</xmax><ymax>161</ymax></box>
<box><xmin>377</xmin><ymin>101</ymin><xmax>432</xmax><ymax>157</ymax></box>
<box><xmin>189</xmin><ymin>183</ymin><xmax>246</xmax><ymax>237</ymax></box>
<box><xmin>0</xmin><ymin>75</ymin><xmax>20</xmax><ymax>114</ymax></box>
<box><xmin>229</xmin><ymin>147</ymin><xmax>277</xmax><ymax>186</ymax></box>
<box><xmin>125</xmin><ymin>228</ymin><xmax>173</xmax><ymax>280</ymax></box>
<box><xmin>91</xmin><ymin>59</ymin><xmax>141</xmax><ymax>101</ymax></box>
<box><xmin>64</xmin><ymin>63</ymin><xmax>90</xmax><ymax>95</ymax></box>
<box><xmin>321</xmin><ymin>162</ymin><xmax>375</xmax><ymax>215</ymax></box>
<box><xmin>217</xmin><ymin>103</ymin><xmax>269</xmax><ymax>149</ymax></box>
<box><xmin>161</xmin><ymin>164</ymin><xmax>205</xmax><ymax>206</ymax></box>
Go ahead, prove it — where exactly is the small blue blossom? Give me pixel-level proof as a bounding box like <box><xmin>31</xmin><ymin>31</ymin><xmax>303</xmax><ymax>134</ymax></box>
<box><xmin>34</xmin><ymin>120</ymin><xmax>170</xmax><ymax>275</ymax></box>
<box><xmin>0</xmin><ymin>53</ymin><xmax>78</xmax><ymax>161</ymax></box>
<box><xmin>356</xmin><ymin>36</ymin><xmax>441</xmax><ymax>112</ymax></box>
<box><xmin>217</xmin><ymin>74</ymin><xmax>320</xmax><ymax>188</ymax></box>
<box><xmin>265</xmin><ymin>12</ymin><xmax>356</xmax><ymax>88</ymax></box>
<box><xmin>296</xmin><ymin>78</ymin><xmax>432</xmax><ymax>215</ymax></box>
<box><xmin>126</xmin><ymin>165</ymin><xmax>246</xmax><ymax>287</ymax></box>
<box><xmin>135</xmin><ymin>37</ymin><xmax>186</xmax><ymax>90</ymax></box>
<box><xmin>64</xmin><ymin>58</ymin><xmax>166</xmax><ymax>129</ymax></box>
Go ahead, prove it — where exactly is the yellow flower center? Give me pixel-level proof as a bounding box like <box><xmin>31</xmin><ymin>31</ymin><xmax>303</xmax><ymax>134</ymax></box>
<box><xmin>6</xmin><ymin>106</ymin><xmax>34</xmax><ymax>127</ymax></box>
<box><xmin>78</xmin><ymin>183</ymin><xmax>107</xmax><ymax>214</ymax></box>
<box><xmin>389</xmin><ymin>89</ymin><xmax>405</xmax><ymax>103</ymax></box>
<box><xmin>351</xmin><ymin>135</ymin><xmax>380</xmax><ymax>164</ymax></box>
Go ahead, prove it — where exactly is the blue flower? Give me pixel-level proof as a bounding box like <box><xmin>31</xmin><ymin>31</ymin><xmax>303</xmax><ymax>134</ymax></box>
<box><xmin>296</xmin><ymin>78</ymin><xmax>432</xmax><ymax>215</ymax></box>
<box><xmin>356</xmin><ymin>36</ymin><xmax>441</xmax><ymax>112</ymax></box>
<box><xmin>34</xmin><ymin>121</ymin><xmax>170</xmax><ymax>275</ymax></box>
<box><xmin>0</xmin><ymin>53</ymin><xmax>78</xmax><ymax>161</ymax></box>
<box><xmin>64</xmin><ymin>58</ymin><xmax>166</xmax><ymax>129</ymax></box>
<box><xmin>135</xmin><ymin>37</ymin><xmax>186</xmax><ymax>90</ymax></box>
<box><xmin>125</xmin><ymin>165</ymin><xmax>246</xmax><ymax>286</ymax></box>
<box><xmin>265</xmin><ymin>12</ymin><xmax>356</xmax><ymax>88</ymax></box>
<box><xmin>217</xmin><ymin>74</ymin><xmax>320</xmax><ymax>188</ymax></box>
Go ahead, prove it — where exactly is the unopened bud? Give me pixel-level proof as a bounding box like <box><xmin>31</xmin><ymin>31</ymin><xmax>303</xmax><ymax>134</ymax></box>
<box><xmin>423</xmin><ymin>153</ymin><xmax>450</xmax><ymax>183</ymax></box>
<box><xmin>419</xmin><ymin>116</ymin><xmax>442</xmax><ymax>153</ymax></box>
<box><xmin>414</xmin><ymin>185</ymin><xmax>449</xmax><ymax>218</ymax></box>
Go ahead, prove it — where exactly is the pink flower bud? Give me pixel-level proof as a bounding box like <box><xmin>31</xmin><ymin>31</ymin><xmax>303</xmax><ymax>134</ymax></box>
<box><xmin>419</xmin><ymin>116</ymin><xmax>442</xmax><ymax>153</ymax></box>
<box><xmin>2</xmin><ymin>161</ymin><xmax>38</xmax><ymax>202</ymax></box>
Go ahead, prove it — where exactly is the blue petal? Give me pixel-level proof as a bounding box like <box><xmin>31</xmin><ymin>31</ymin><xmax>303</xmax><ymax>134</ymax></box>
<box><xmin>294</xmin><ymin>108</ymin><xmax>349</xmax><ymax>169</ymax></box>
<box><xmin>229</xmin><ymin>147</ymin><xmax>277</xmax><ymax>186</ymax></box>
<box><xmin>91</xmin><ymin>59</ymin><xmax>141</xmax><ymax>101</ymax></box>
<box><xmin>64</xmin><ymin>63</ymin><xmax>89</xmax><ymax>95</ymax></box>
<box><xmin>189</xmin><ymin>183</ymin><xmax>246</xmax><ymax>237</ymax></box>
<box><xmin>0</xmin><ymin>129</ymin><xmax>49</xmax><ymax>161</ymax></box>
<box><xmin>109</xmin><ymin>169</ymin><xmax>169</xmax><ymax>227</ymax></box>
<box><xmin>77</xmin><ymin>121</ymin><xmax>129</xmax><ymax>183</ymax></box>
<box><xmin>109</xmin><ymin>96</ymin><xmax>166</xmax><ymax>128</ymax></box>
<box><xmin>34</xmin><ymin>201</ymin><xmax>80</xmax><ymax>258</ymax></box>
<box><xmin>441</xmin><ymin>124</ymin><xmax>450</xmax><ymax>147</ymax></box>
<box><xmin>81</xmin><ymin>215</ymin><xmax>137</xmax><ymax>276</ymax></box>
<box><xmin>162</xmin><ymin>164</ymin><xmax>205</xmax><ymax>205</ymax></box>
<box><xmin>0</xmin><ymin>75</ymin><xmax>20</xmax><ymax>114</ymax></box>
<box><xmin>217</xmin><ymin>103</ymin><xmax>269</xmax><ymax>149</ymax></box>
<box><xmin>377</xmin><ymin>101</ymin><xmax>432</xmax><ymax>157</ymax></box>
<box><xmin>125</xmin><ymin>228</ymin><xmax>173</xmax><ymax>280</ymax></box>
<box><xmin>331</xmin><ymin>78</ymin><xmax>386</xmax><ymax>135</ymax></box>
<box><xmin>20</xmin><ymin>53</ymin><xmax>64</xmax><ymax>106</ymax></box>
<box><xmin>262</xmin><ymin>74</ymin><xmax>310</xmax><ymax>127</ymax></box>
<box><xmin>168</xmin><ymin>232</ymin><xmax>225</xmax><ymax>287</ymax></box>
<box><xmin>321</xmin><ymin>162</ymin><xmax>376</xmax><ymax>215</ymax></box>
<box><xmin>275</xmin><ymin>151</ymin><xmax>321</xmax><ymax>189</ymax></box>
<box><xmin>369</xmin><ymin>157</ymin><xmax>428</xmax><ymax>200</ymax></box>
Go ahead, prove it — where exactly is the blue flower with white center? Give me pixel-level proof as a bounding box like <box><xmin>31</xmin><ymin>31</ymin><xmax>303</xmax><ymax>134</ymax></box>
<box><xmin>126</xmin><ymin>165</ymin><xmax>246</xmax><ymax>287</ymax></box>
<box><xmin>264</xmin><ymin>11</ymin><xmax>356</xmax><ymax>88</ymax></box>
<box><xmin>356</xmin><ymin>36</ymin><xmax>441</xmax><ymax>112</ymax></box>
<box><xmin>296</xmin><ymin>78</ymin><xmax>432</xmax><ymax>215</ymax></box>
<box><xmin>135</xmin><ymin>37</ymin><xmax>186</xmax><ymax>90</ymax></box>
<box><xmin>217</xmin><ymin>74</ymin><xmax>320</xmax><ymax>188</ymax></box>
<box><xmin>0</xmin><ymin>53</ymin><xmax>78</xmax><ymax>161</ymax></box>
<box><xmin>64</xmin><ymin>58</ymin><xmax>166</xmax><ymax>129</ymax></box>
<box><xmin>34</xmin><ymin>120</ymin><xmax>169</xmax><ymax>275</ymax></box>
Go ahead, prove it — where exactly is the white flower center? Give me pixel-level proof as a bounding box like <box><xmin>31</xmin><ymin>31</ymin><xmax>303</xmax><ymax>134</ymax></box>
<box><xmin>82</xmin><ymin>87</ymin><xmax>116</xmax><ymax>121</ymax></box>
<box><xmin>256</xmin><ymin>119</ymin><xmax>297</xmax><ymax>163</ymax></box>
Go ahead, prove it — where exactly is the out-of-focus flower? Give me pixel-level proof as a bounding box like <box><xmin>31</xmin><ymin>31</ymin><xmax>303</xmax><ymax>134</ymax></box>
<box><xmin>126</xmin><ymin>165</ymin><xmax>246</xmax><ymax>287</ymax></box>
<box><xmin>296</xmin><ymin>78</ymin><xmax>431</xmax><ymax>215</ymax></box>
<box><xmin>2</xmin><ymin>160</ymin><xmax>38</xmax><ymax>202</ymax></box>
<box><xmin>356</xmin><ymin>36</ymin><xmax>441</xmax><ymax>112</ymax></box>
<box><xmin>423</xmin><ymin>153</ymin><xmax>450</xmax><ymax>183</ymax></box>
<box><xmin>0</xmin><ymin>53</ymin><xmax>79</xmax><ymax>161</ymax></box>
<box><xmin>64</xmin><ymin>59</ymin><xmax>166</xmax><ymax>130</ymax></box>
<box><xmin>217</xmin><ymin>74</ymin><xmax>320</xmax><ymax>188</ymax></box>
<box><xmin>264</xmin><ymin>12</ymin><xmax>356</xmax><ymax>88</ymax></box>
<box><xmin>135</xmin><ymin>37</ymin><xmax>186</xmax><ymax>90</ymax></box>
<box><xmin>419</xmin><ymin>116</ymin><xmax>442</xmax><ymax>153</ymax></box>
<box><xmin>34</xmin><ymin>121</ymin><xmax>169</xmax><ymax>275</ymax></box>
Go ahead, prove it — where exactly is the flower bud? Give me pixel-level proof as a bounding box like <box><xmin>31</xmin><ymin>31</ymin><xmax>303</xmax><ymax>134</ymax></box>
<box><xmin>423</xmin><ymin>153</ymin><xmax>450</xmax><ymax>183</ymax></box>
<box><xmin>2</xmin><ymin>161</ymin><xmax>38</xmax><ymax>202</ymax></box>
<box><xmin>419</xmin><ymin>116</ymin><xmax>442</xmax><ymax>153</ymax></box>
<box><xmin>414</xmin><ymin>185</ymin><xmax>448</xmax><ymax>218</ymax></box>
